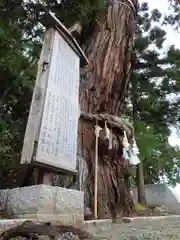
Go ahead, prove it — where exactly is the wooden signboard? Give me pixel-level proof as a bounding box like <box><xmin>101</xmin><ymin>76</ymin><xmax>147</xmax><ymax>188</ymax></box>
<box><xmin>21</xmin><ymin>17</ymin><xmax>88</xmax><ymax>174</ymax></box>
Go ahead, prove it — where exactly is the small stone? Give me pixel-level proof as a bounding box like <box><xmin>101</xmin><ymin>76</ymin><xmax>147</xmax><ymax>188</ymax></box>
<box><xmin>153</xmin><ymin>205</ymin><xmax>168</xmax><ymax>216</ymax></box>
<box><xmin>122</xmin><ymin>218</ymin><xmax>132</xmax><ymax>223</ymax></box>
<box><xmin>132</xmin><ymin>228</ymin><xmax>137</xmax><ymax>231</ymax></box>
<box><xmin>38</xmin><ymin>235</ymin><xmax>51</xmax><ymax>240</ymax></box>
<box><xmin>129</xmin><ymin>236</ymin><xmax>138</xmax><ymax>240</ymax></box>
<box><xmin>55</xmin><ymin>232</ymin><xmax>80</xmax><ymax>240</ymax></box>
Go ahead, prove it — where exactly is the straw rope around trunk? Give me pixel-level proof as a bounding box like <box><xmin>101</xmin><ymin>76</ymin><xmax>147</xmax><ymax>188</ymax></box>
<box><xmin>78</xmin><ymin>115</ymin><xmax>135</xmax><ymax>219</ymax></box>
<box><xmin>80</xmin><ymin>112</ymin><xmax>134</xmax><ymax>140</ymax></box>
<box><xmin>77</xmin><ymin>0</ymin><xmax>138</xmax><ymax>219</ymax></box>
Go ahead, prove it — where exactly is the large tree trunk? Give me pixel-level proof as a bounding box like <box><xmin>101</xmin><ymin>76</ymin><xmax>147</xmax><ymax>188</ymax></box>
<box><xmin>79</xmin><ymin>0</ymin><xmax>138</xmax><ymax>219</ymax></box>
<box><xmin>80</xmin><ymin>1</ymin><xmax>138</xmax><ymax>114</ymax></box>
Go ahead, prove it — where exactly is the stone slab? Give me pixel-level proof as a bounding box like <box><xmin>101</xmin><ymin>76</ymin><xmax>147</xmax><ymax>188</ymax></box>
<box><xmin>55</xmin><ymin>187</ymin><xmax>84</xmax><ymax>215</ymax></box>
<box><xmin>7</xmin><ymin>185</ymin><xmax>57</xmax><ymax>216</ymax></box>
<box><xmin>0</xmin><ymin>185</ymin><xmax>84</xmax><ymax>226</ymax></box>
<box><xmin>84</xmin><ymin>219</ymin><xmax>112</xmax><ymax>235</ymax></box>
<box><xmin>0</xmin><ymin>217</ymin><xmax>84</xmax><ymax>236</ymax></box>
<box><xmin>0</xmin><ymin>219</ymin><xmax>31</xmax><ymax>234</ymax></box>
<box><xmin>84</xmin><ymin>219</ymin><xmax>112</xmax><ymax>227</ymax></box>
<box><xmin>13</xmin><ymin>214</ymin><xmax>84</xmax><ymax>227</ymax></box>
<box><xmin>132</xmin><ymin>184</ymin><xmax>180</xmax><ymax>214</ymax></box>
<box><xmin>0</xmin><ymin>189</ymin><xmax>8</xmax><ymax>212</ymax></box>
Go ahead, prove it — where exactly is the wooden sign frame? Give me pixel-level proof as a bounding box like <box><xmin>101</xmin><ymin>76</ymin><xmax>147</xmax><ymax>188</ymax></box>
<box><xmin>21</xmin><ymin>15</ymin><xmax>88</xmax><ymax>176</ymax></box>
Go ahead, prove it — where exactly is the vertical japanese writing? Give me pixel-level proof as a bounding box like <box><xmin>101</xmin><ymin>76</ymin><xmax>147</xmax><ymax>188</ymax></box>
<box><xmin>36</xmin><ymin>31</ymin><xmax>80</xmax><ymax>171</ymax></box>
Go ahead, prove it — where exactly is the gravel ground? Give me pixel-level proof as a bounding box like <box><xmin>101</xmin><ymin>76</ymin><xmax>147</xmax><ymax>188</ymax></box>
<box><xmin>1</xmin><ymin>216</ymin><xmax>180</xmax><ymax>239</ymax></box>
<box><xmin>87</xmin><ymin>216</ymin><xmax>180</xmax><ymax>240</ymax></box>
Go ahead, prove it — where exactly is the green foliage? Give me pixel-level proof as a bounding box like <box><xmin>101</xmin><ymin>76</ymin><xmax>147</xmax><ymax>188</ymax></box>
<box><xmin>166</xmin><ymin>46</ymin><xmax>180</xmax><ymax>90</ymax></box>
<box><xmin>164</xmin><ymin>0</ymin><xmax>180</xmax><ymax>28</ymax></box>
<box><xmin>0</xmin><ymin>0</ymin><xmax>107</xmax><ymax>188</ymax></box>
<box><xmin>0</xmin><ymin>17</ymin><xmax>38</xmax><ymax>187</ymax></box>
<box><xmin>134</xmin><ymin>121</ymin><xmax>165</xmax><ymax>160</ymax></box>
<box><xmin>128</xmin><ymin>2</ymin><xmax>180</xmax><ymax>185</ymax></box>
<box><xmin>53</xmin><ymin>0</ymin><xmax>107</xmax><ymax>26</ymax></box>
<box><xmin>0</xmin><ymin>0</ymin><xmax>180</xmax><ymax>188</ymax></box>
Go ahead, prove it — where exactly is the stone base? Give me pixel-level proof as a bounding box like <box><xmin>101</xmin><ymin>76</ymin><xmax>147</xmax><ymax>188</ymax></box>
<box><xmin>132</xmin><ymin>184</ymin><xmax>180</xmax><ymax>214</ymax></box>
<box><xmin>0</xmin><ymin>185</ymin><xmax>84</xmax><ymax>226</ymax></box>
<box><xmin>0</xmin><ymin>219</ymin><xmax>29</xmax><ymax>234</ymax></box>
<box><xmin>12</xmin><ymin>214</ymin><xmax>83</xmax><ymax>227</ymax></box>
<box><xmin>84</xmin><ymin>219</ymin><xmax>112</xmax><ymax>234</ymax></box>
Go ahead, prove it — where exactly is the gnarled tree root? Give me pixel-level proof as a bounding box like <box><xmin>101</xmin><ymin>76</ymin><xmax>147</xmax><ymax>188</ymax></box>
<box><xmin>0</xmin><ymin>220</ymin><xmax>93</xmax><ymax>240</ymax></box>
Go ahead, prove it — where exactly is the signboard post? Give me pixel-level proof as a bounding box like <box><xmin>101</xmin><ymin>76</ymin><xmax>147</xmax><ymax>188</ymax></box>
<box><xmin>21</xmin><ymin>13</ymin><xmax>88</xmax><ymax>184</ymax></box>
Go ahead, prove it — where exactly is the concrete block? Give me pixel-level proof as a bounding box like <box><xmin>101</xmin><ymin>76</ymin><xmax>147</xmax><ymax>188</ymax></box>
<box><xmin>132</xmin><ymin>184</ymin><xmax>180</xmax><ymax>214</ymax></box>
<box><xmin>14</xmin><ymin>214</ymin><xmax>84</xmax><ymax>227</ymax></box>
<box><xmin>0</xmin><ymin>189</ymin><xmax>8</xmax><ymax>211</ymax></box>
<box><xmin>84</xmin><ymin>219</ymin><xmax>112</xmax><ymax>228</ymax></box>
<box><xmin>0</xmin><ymin>185</ymin><xmax>84</xmax><ymax>226</ymax></box>
<box><xmin>55</xmin><ymin>187</ymin><xmax>84</xmax><ymax>215</ymax></box>
<box><xmin>38</xmin><ymin>185</ymin><xmax>57</xmax><ymax>214</ymax></box>
<box><xmin>84</xmin><ymin>219</ymin><xmax>112</xmax><ymax>234</ymax></box>
<box><xmin>7</xmin><ymin>185</ymin><xmax>56</xmax><ymax>216</ymax></box>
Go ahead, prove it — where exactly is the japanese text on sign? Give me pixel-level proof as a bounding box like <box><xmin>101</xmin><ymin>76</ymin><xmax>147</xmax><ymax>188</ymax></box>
<box><xmin>36</xmin><ymin>30</ymin><xmax>80</xmax><ymax>171</ymax></box>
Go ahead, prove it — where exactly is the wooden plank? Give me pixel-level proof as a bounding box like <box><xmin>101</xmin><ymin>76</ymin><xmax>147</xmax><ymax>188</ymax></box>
<box><xmin>38</xmin><ymin>0</ymin><xmax>88</xmax><ymax>66</ymax></box>
<box><xmin>21</xmin><ymin>28</ymin><xmax>55</xmax><ymax>164</ymax></box>
<box><xmin>35</xmin><ymin>168</ymin><xmax>52</xmax><ymax>185</ymax></box>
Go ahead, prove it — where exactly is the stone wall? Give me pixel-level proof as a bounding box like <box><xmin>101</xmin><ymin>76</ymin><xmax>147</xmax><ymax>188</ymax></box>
<box><xmin>132</xmin><ymin>184</ymin><xmax>180</xmax><ymax>214</ymax></box>
<box><xmin>0</xmin><ymin>185</ymin><xmax>84</xmax><ymax>226</ymax></box>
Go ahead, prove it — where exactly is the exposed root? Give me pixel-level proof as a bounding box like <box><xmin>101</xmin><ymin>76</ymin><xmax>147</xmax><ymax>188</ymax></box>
<box><xmin>0</xmin><ymin>221</ymin><xmax>93</xmax><ymax>240</ymax></box>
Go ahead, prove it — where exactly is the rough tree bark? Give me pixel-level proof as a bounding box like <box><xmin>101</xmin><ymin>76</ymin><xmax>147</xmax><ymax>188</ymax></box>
<box><xmin>136</xmin><ymin>162</ymin><xmax>146</xmax><ymax>205</ymax></box>
<box><xmin>78</xmin><ymin>0</ymin><xmax>139</xmax><ymax>219</ymax></box>
<box><xmin>80</xmin><ymin>0</ymin><xmax>138</xmax><ymax>115</ymax></box>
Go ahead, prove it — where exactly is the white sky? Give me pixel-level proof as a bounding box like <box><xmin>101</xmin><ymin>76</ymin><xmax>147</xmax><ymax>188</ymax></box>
<box><xmin>140</xmin><ymin>0</ymin><xmax>180</xmax><ymax>49</ymax></box>
<box><xmin>139</xmin><ymin>0</ymin><xmax>180</xmax><ymax>194</ymax></box>
<box><xmin>138</xmin><ymin>0</ymin><xmax>180</xmax><ymax>47</ymax></box>
<box><xmin>139</xmin><ymin>0</ymin><xmax>180</xmax><ymax>146</ymax></box>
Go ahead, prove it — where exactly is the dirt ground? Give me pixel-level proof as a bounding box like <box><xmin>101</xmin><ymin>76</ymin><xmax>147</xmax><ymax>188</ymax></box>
<box><xmin>89</xmin><ymin>216</ymin><xmax>180</xmax><ymax>240</ymax></box>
